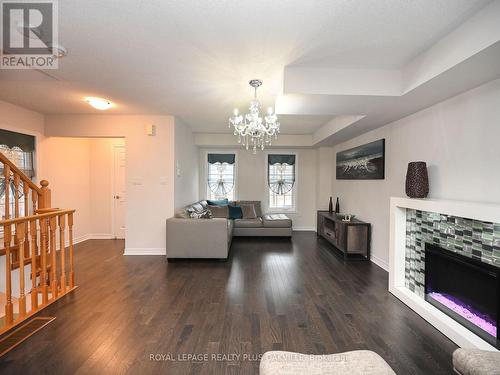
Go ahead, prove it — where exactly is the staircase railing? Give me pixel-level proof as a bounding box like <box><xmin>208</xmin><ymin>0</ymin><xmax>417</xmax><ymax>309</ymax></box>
<box><xmin>1</xmin><ymin>209</ymin><xmax>76</xmax><ymax>330</ymax></box>
<box><xmin>0</xmin><ymin>151</ymin><xmax>77</xmax><ymax>334</ymax></box>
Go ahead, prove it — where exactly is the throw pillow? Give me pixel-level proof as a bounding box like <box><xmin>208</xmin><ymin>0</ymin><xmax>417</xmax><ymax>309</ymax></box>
<box><xmin>228</xmin><ymin>205</ymin><xmax>243</xmax><ymax>220</ymax></box>
<box><xmin>175</xmin><ymin>208</ymin><xmax>190</xmax><ymax>219</ymax></box>
<box><xmin>190</xmin><ymin>208</ymin><xmax>212</xmax><ymax>219</ymax></box>
<box><xmin>208</xmin><ymin>205</ymin><xmax>229</xmax><ymax>218</ymax></box>
<box><xmin>206</xmin><ymin>198</ymin><xmax>229</xmax><ymax>206</ymax></box>
<box><xmin>241</xmin><ymin>204</ymin><xmax>257</xmax><ymax>219</ymax></box>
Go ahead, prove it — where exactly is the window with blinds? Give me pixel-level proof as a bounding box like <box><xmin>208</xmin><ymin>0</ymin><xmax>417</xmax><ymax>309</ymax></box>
<box><xmin>206</xmin><ymin>153</ymin><xmax>236</xmax><ymax>201</ymax></box>
<box><xmin>267</xmin><ymin>154</ymin><xmax>296</xmax><ymax>211</ymax></box>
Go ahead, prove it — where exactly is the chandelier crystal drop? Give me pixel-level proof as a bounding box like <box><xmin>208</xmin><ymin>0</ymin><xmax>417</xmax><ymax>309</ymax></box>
<box><xmin>229</xmin><ymin>79</ymin><xmax>280</xmax><ymax>154</ymax></box>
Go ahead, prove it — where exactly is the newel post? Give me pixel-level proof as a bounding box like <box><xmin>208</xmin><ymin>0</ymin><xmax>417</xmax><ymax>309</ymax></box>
<box><xmin>39</xmin><ymin>180</ymin><xmax>52</xmax><ymax>209</ymax></box>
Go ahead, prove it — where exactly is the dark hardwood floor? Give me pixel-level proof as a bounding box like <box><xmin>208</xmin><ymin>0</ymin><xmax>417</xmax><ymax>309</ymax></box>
<box><xmin>0</xmin><ymin>233</ymin><xmax>457</xmax><ymax>374</ymax></box>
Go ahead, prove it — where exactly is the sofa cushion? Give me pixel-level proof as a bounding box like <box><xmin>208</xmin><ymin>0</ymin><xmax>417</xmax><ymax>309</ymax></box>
<box><xmin>241</xmin><ymin>204</ymin><xmax>257</xmax><ymax>219</ymax></box>
<box><xmin>207</xmin><ymin>198</ymin><xmax>229</xmax><ymax>206</ymax></box>
<box><xmin>208</xmin><ymin>205</ymin><xmax>229</xmax><ymax>218</ymax></box>
<box><xmin>263</xmin><ymin>214</ymin><xmax>292</xmax><ymax>228</ymax></box>
<box><xmin>228</xmin><ymin>205</ymin><xmax>243</xmax><ymax>219</ymax></box>
<box><xmin>234</xmin><ymin>218</ymin><xmax>263</xmax><ymax>228</ymax></box>
<box><xmin>453</xmin><ymin>348</ymin><xmax>500</xmax><ymax>375</ymax></box>
<box><xmin>236</xmin><ymin>200</ymin><xmax>262</xmax><ymax>217</ymax></box>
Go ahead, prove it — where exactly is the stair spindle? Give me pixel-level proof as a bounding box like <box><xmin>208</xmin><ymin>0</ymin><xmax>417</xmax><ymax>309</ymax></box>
<box><xmin>58</xmin><ymin>214</ymin><xmax>67</xmax><ymax>293</ymax></box>
<box><xmin>49</xmin><ymin>217</ymin><xmax>58</xmax><ymax>299</ymax></box>
<box><xmin>13</xmin><ymin>174</ymin><xmax>20</xmax><ymax>218</ymax></box>
<box><xmin>40</xmin><ymin>218</ymin><xmax>49</xmax><ymax>304</ymax></box>
<box><xmin>3</xmin><ymin>224</ymin><xmax>14</xmax><ymax>325</ymax></box>
<box><xmin>4</xmin><ymin>164</ymin><xmax>10</xmax><ymax>220</ymax></box>
<box><xmin>32</xmin><ymin>189</ymin><xmax>38</xmax><ymax>215</ymax></box>
<box><xmin>16</xmin><ymin>222</ymin><xmax>27</xmax><ymax>317</ymax></box>
<box><xmin>68</xmin><ymin>212</ymin><xmax>75</xmax><ymax>288</ymax></box>
<box><xmin>12</xmin><ymin>175</ymin><xmax>20</xmax><ymax>263</ymax></box>
<box><xmin>30</xmin><ymin>218</ymin><xmax>38</xmax><ymax>311</ymax></box>
<box><xmin>23</xmin><ymin>182</ymin><xmax>30</xmax><ymax>257</ymax></box>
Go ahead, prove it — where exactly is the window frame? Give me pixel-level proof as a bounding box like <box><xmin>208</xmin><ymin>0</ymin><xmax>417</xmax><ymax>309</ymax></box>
<box><xmin>203</xmin><ymin>150</ymin><xmax>238</xmax><ymax>201</ymax></box>
<box><xmin>265</xmin><ymin>151</ymin><xmax>298</xmax><ymax>213</ymax></box>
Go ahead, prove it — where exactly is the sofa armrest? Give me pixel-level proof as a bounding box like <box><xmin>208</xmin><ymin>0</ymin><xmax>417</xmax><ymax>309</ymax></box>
<box><xmin>166</xmin><ymin>218</ymin><xmax>229</xmax><ymax>259</ymax></box>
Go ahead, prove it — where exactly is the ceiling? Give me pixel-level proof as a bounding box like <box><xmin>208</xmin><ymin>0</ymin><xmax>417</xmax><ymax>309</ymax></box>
<box><xmin>0</xmin><ymin>0</ymin><xmax>493</xmax><ymax>135</ymax></box>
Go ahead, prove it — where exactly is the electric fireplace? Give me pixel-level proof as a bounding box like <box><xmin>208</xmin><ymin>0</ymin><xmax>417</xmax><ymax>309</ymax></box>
<box><xmin>425</xmin><ymin>243</ymin><xmax>500</xmax><ymax>349</ymax></box>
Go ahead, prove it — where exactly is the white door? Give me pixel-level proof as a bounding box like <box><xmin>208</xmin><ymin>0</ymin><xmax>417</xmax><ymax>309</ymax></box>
<box><xmin>113</xmin><ymin>145</ymin><xmax>126</xmax><ymax>239</ymax></box>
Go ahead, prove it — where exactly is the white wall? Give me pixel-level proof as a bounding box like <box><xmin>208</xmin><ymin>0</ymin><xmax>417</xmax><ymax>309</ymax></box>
<box><xmin>45</xmin><ymin>115</ymin><xmax>175</xmax><ymax>255</ymax></box>
<box><xmin>174</xmin><ymin>118</ymin><xmax>199</xmax><ymax>209</ymax></box>
<box><xmin>330</xmin><ymin>78</ymin><xmax>500</xmax><ymax>270</ymax></box>
<box><xmin>39</xmin><ymin>137</ymin><xmax>92</xmax><ymax>241</ymax></box>
<box><xmin>199</xmin><ymin>147</ymin><xmax>317</xmax><ymax>230</ymax></box>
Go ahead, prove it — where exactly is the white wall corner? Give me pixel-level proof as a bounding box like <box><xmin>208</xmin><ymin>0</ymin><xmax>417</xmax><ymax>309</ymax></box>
<box><xmin>370</xmin><ymin>254</ymin><xmax>389</xmax><ymax>272</ymax></box>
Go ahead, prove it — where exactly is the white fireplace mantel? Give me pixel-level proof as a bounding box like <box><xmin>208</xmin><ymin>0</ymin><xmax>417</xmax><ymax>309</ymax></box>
<box><xmin>389</xmin><ymin>197</ymin><xmax>500</xmax><ymax>351</ymax></box>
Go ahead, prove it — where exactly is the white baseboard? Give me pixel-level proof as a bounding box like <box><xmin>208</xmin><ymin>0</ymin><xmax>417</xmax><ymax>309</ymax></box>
<box><xmin>73</xmin><ymin>234</ymin><xmax>92</xmax><ymax>245</ymax></box>
<box><xmin>89</xmin><ymin>233</ymin><xmax>116</xmax><ymax>240</ymax></box>
<box><xmin>370</xmin><ymin>254</ymin><xmax>389</xmax><ymax>272</ymax></box>
<box><xmin>293</xmin><ymin>227</ymin><xmax>316</xmax><ymax>231</ymax></box>
<box><xmin>123</xmin><ymin>248</ymin><xmax>166</xmax><ymax>256</ymax></box>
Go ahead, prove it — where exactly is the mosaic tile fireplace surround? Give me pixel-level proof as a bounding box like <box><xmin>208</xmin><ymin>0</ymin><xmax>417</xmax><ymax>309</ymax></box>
<box><xmin>405</xmin><ymin>208</ymin><xmax>500</xmax><ymax>297</ymax></box>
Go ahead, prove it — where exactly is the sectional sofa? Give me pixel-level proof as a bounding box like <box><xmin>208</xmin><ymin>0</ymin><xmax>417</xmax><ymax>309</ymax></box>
<box><xmin>166</xmin><ymin>200</ymin><xmax>292</xmax><ymax>259</ymax></box>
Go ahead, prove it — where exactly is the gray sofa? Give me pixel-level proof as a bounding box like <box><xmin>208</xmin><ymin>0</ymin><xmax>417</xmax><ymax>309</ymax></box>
<box><xmin>166</xmin><ymin>200</ymin><xmax>292</xmax><ymax>259</ymax></box>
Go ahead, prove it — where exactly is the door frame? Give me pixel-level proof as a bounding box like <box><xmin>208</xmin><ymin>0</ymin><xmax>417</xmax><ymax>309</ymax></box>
<box><xmin>111</xmin><ymin>144</ymin><xmax>126</xmax><ymax>239</ymax></box>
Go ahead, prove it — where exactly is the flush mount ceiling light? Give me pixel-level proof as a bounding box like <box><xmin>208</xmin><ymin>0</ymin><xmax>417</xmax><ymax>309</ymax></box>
<box><xmin>85</xmin><ymin>97</ymin><xmax>113</xmax><ymax>110</ymax></box>
<box><xmin>229</xmin><ymin>79</ymin><xmax>280</xmax><ymax>154</ymax></box>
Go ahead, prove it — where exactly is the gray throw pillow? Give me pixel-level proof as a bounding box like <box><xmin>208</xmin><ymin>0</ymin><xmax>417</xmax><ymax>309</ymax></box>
<box><xmin>208</xmin><ymin>205</ymin><xmax>229</xmax><ymax>218</ymax></box>
<box><xmin>241</xmin><ymin>204</ymin><xmax>257</xmax><ymax>219</ymax></box>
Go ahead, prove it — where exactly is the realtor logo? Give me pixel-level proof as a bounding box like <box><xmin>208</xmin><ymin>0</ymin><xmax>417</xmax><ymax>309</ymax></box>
<box><xmin>1</xmin><ymin>0</ymin><xmax>59</xmax><ymax>69</ymax></box>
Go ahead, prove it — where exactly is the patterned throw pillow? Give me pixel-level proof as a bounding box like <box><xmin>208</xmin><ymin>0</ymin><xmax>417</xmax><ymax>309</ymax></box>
<box><xmin>189</xmin><ymin>209</ymin><xmax>212</xmax><ymax>219</ymax></box>
<box><xmin>241</xmin><ymin>204</ymin><xmax>257</xmax><ymax>219</ymax></box>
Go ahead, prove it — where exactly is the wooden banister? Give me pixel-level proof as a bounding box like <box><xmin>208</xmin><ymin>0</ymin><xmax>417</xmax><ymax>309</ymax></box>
<box><xmin>1</xmin><ymin>209</ymin><xmax>77</xmax><ymax>334</ymax></box>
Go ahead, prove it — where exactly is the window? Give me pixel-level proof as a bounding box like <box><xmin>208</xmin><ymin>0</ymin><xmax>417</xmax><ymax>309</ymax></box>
<box><xmin>207</xmin><ymin>153</ymin><xmax>236</xmax><ymax>201</ymax></box>
<box><xmin>268</xmin><ymin>154</ymin><xmax>296</xmax><ymax>211</ymax></box>
<box><xmin>0</xmin><ymin>130</ymin><xmax>36</xmax><ymax>221</ymax></box>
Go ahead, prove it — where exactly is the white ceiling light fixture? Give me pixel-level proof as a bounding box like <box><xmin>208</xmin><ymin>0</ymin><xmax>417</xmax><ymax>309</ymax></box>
<box><xmin>229</xmin><ymin>79</ymin><xmax>280</xmax><ymax>154</ymax></box>
<box><xmin>85</xmin><ymin>97</ymin><xmax>113</xmax><ymax>110</ymax></box>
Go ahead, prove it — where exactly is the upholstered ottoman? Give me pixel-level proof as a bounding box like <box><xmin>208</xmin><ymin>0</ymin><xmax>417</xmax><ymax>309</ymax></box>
<box><xmin>260</xmin><ymin>350</ymin><xmax>395</xmax><ymax>375</ymax></box>
<box><xmin>453</xmin><ymin>348</ymin><xmax>500</xmax><ymax>375</ymax></box>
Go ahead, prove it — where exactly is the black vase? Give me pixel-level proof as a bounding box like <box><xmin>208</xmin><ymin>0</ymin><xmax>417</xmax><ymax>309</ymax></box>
<box><xmin>405</xmin><ymin>162</ymin><xmax>429</xmax><ymax>198</ymax></box>
<box><xmin>335</xmin><ymin>197</ymin><xmax>340</xmax><ymax>213</ymax></box>
<box><xmin>328</xmin><ymin>197</ymin><xmax>333</xmax><ymax>213</ymax></box>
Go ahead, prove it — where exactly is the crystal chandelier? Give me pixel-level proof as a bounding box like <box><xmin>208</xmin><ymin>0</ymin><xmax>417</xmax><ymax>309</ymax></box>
<box><xmin>229</xmin><ymin>79</ymin><xmax>280</xmax><ymax>153</ymax></box>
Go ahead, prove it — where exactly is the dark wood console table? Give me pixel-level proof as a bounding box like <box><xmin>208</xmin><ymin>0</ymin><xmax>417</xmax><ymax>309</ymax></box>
<box><xmin>317</xmin><ymin>211</ymin><xmax>371</xmax><ymax>261</ymax></box>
